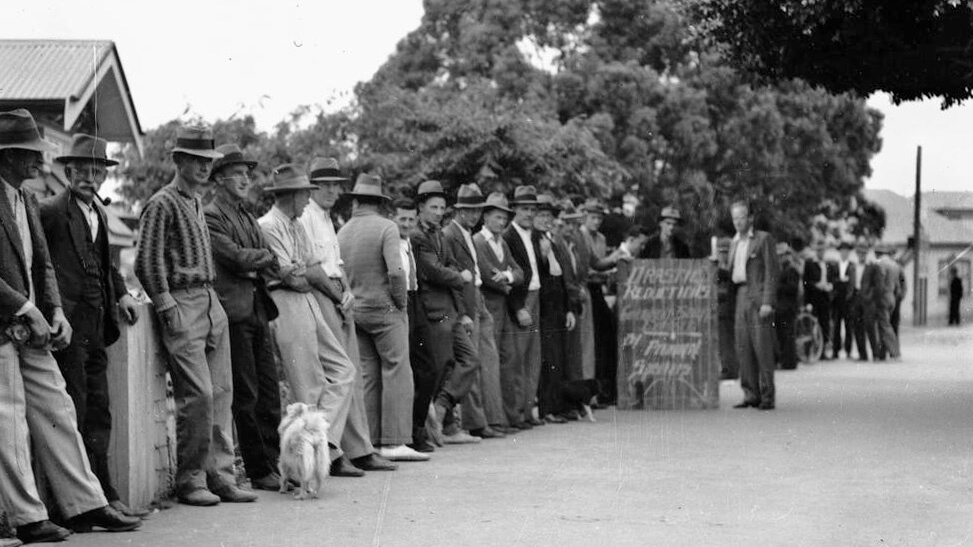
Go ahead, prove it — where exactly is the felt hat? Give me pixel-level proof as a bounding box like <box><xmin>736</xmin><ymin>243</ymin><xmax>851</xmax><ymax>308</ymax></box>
<box><xmin>0</xmin><ymin>109</ymin><xmax>57</xmax><ymax>152</ymax></box>
<box><xmin>874</xmin><ymin>242</ymin><xmax>894</xmax><ymax>255</ymax></box>
<box><xmin>536</xmin><ymin>193</ymin><xmax>560</xmax><ymax>213</ymax></box>
<box><xmin>416</xmin><ymin>180</ymin><xmax>446</xmax><ymax>200</ymax></box>
<box><xmin>481</xmin><ymin>192</ymin><xmax>513</xmax><ymax>215</ymax></box>
<box><xmin>454</xmin><ymin>183</ymin><xmax>486</xmax><ymax>209</ymax></box>
<box><xmin>54</xmin><ymin>133</ymin><xmax>117</xmax><ymax>166</ymax></box>
<box><xmin>510</xmin><ymin>185</ymin><xmax>539</xmax><ymax>206</ymax></box>
<box><xmin>307</xmin><ymin>157</ymin><xmax>348</xmax><ymax>182</ymax></box>
<box><xmin>659</xmin><ymin>206</ymin><xmax>682</xmax><ymax>223</ymax></box>
<box><xmin>582</xmin><ymin>197</ymin><xmax>608</xmax><ymax>215</ymax></box>
<box><xmin>171</xmin><ymin>125</ymin><xmax>223</xmax><ymax>159</ymax></box>
<box><xmin>209</xmin><ymin>144</ymin><xmax>257</xmax><ymax>180</ymax></box>
<box><xmin>347</xmin><ymin>173</ymin><xmax>391</xmax><ymax>201</ymax></box>
<box><xmin>263</xmin><ymin>164</ymin><xmax>317</xmax><ymax>193</ymax></box>
<box><xmin>559</xmin><ymin>199</ymin><xmax>584</xmax><ymax>220</ymax></box>
<box><xmin>837</xmin><ymin>240</ymin><xmax>855</xmax><ymax>250</ymax></box>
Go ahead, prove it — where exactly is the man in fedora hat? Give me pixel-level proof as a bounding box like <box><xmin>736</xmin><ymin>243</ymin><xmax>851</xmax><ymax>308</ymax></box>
<box><xmin>0</xmin><ymin>109</ymin><xmax>141</xmax><ymax>543</ymax></box>
<box><xmin>302</xmin><ymin>161</ymin><xmax>400</xmax><ymax>471</ymax></box>
<box><xmin>473</xmin><ymin>193</ymin><xmax>526</xmax><ymax>429</ymax></box>
<box><xmin>412</xmin><ymin>180</ymin><xmax>481</xmax><ymax>443</ymax></box>
<box><xmin>502</xmin><ymin>185</ymin><xmax>545</xmax><ymax>427</ymax></box>
<box><xmin>258</xmin><ymin>164</ymin><xmax>364</xmax><ymax>476</ymax></box>
<box><xmin>442</xmin><ymin>183</ymin><xmax>511</xmax><ymax>439</ymax></box>
<box><xmin>202</xmin><ymin>143</ymin><xmax>283</xmax><ymax>492</ymax></box>
<box><xmin>39</xmin><ymin>133</ymin><xmax>144</xmax><ymax>517</ymax></box>
<box><xmin>334</xmin><ymin>172</ymin><xmax>425</xmax><ymax>463</ymax></box>
<box><xmin>640</xmin><ymin>205</ymin><xmax>691</xmax><ymax>259</ymax></box>
<box><xmin>136</xmin><ymin>123</ymin><xmax>256</xmax><ymax>506</ymax></box>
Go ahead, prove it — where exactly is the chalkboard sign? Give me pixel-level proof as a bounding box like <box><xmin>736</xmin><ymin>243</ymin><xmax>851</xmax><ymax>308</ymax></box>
<box><xmin>616</xmin><ymin>259</ymin><xmax>720</xmax><ymax>410</ymax></box>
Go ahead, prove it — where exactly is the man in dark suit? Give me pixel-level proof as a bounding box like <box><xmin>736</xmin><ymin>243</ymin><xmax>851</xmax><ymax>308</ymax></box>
<box><xmin>859</xmin><ymin>247</ymin><xmax>883</xmax><ymax>360</ymax></box>
<box><xmin>723</xmin><ymin>201</ymin><xmax>780</xmax><ymax>410</ymax></box>
<box><xmin>203</xmin><ymin>144</ymin><xmax>284</xmax><ymax>490</ymax></box>
<box><xmin>639</xmin><ymin>206</ymin><xmax>691</xmax><ymax>259</ymax></box>
<box><xmin>412</xmin><ymin>180</ymin><xmax>481</xmax><ymax>443</ymax></box>
<box><xmin>38</xmin><ymin>134</ymin><xmax>143</xmax><ymax>517</ymax></box>
<box><xmin>0</xmin><ymin>110</ymin><xmax>140</xmax><ymax>543</ymax></box>
<box><xmin>831</xmin><ymin>241</ymin><xmax>857</xmax><ymax>360</ymax></box>
<box><xmin>473</xmin><ymin>193</ymin><xmax>526</xmax><ymax>429</ymax></box>
<box><xmin>803</xmin><ymin>241</ymin><xmax>836</xmax><ymax>360</ymax></box>
<box><xmin>503</xmin><ymin>186</ymin><xmax>545</xmax><ymax>427</ymax></box>
<box><xmin>774</xmin><ymin>242</ymin><xmax>801</xmax><ymax>370</ymax></box>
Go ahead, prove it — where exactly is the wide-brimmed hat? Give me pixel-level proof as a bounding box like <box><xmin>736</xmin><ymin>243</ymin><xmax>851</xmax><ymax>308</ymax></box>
<box><xmin>559</xmin><ymin>199</ymin><xmax>584</xmax><ymax>220</ymax></box>
<box><xmin>582</xmin><ymin>197</ymin><xmax>607</xmax><ymax>215</ymax></box>
<box><xmin>307</xmin><ymin>157</ymin><xmax>348</xmax><ymax>183</ymax></box>
<box><xmin>536</xmin><ymin>193</ymin><xmax>560</xmax><ymax>213</ymax></box>
<box><xmin>416</xmin><ymin>180</ymin><xmax>446</xmax><ymax>200</ymax></box>
<box><xmin>347</xmin><ymin>173</ymin><xmax>391</xmax><ymax>201</ymax></box>
<box><xmin>481</xmin><ymin>192</ymin><xmax>513</xmax><ymax>215</ymax></box>
<box><xmin>0</xmin><ymin>109</ymin><xmax>57</xmax><ymax>152</ymax></box>
<box><xmin>659</xmin><ymin>206</ymin><xmax>682</xmax><ymax>223</ymax></box>
<box><xmin>54</xmin><ymin>133</ymin><xmax>117</xmax><ymax>166</ymax></box>
<box><xmin>171</xmin><ymin>125</ymin><xmax>223</xmax><ymax>159</ymax></box>
<box><xmin>510</xmin><ymin>185</ymin><xmax>539</xmax><ymax>206</ymax></box>
<box><xmin>263</xmin><ymin>164</ymin><xmax>317</xmax><ymax>194</ymax></box>
<box><xmin>837</xmin><ymin>240</ymin><xmax>855</xmax><ymax>250</ymax></box>
<box><xmin>874</xmin><ymin>242</ymin><xmax>894</xmax><ymax>255</ymax></box>
<box><xmin>209</xmin><ymin>143</ymin><xmax>257</xmax><ymax>180</ymax></box>
<box><xmin>454</xmin><ymin>183</ymin><xmax>486</xmax><ymax>209</ymax></box>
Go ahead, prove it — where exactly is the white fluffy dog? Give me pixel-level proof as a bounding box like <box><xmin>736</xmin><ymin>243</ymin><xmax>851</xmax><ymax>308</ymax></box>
<box><xmin>277</xmin><ymin>402</ymin><xmax>330</xmax><ymax>500</ymax></box>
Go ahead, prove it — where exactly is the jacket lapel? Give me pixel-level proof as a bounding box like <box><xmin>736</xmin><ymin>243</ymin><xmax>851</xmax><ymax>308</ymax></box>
<box><xmin>59</xmin><ymin>191</ymin><xmax>88</xmax><ymax>257</ymax></box>
<box><xmin>0</xmin><ymin>183</ymin><xmax>28</xmax><ymax>279</ymax></box>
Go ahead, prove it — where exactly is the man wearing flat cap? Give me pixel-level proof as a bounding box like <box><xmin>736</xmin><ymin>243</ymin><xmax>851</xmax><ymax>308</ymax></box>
<box><xmin>39</xmin><ymin>133</ymin><xmax>144</xmax><ymax>518</ymax></box>
<box><xmin>203</xmin><ymin>143</ymin><xmax>283</xmax><ymax>491</ymax></box>
<box><xmin>136</xmin><ymin>124</ymin><xmax>255</xmax><ymax>506</ymax></box>
<box><xmin>0</xmin><ymin>109</ymin><xmax>141</xmax><ymax>543</ymax></box>
<box><xmin>258</xmin><ymin>164</ymin><xmax>363</xmax><ymax>477</ymax></box>
<box><xmin>640</xmin><ymin>206</ymin><xmax>691</xmax><ymax>259</ymax></box>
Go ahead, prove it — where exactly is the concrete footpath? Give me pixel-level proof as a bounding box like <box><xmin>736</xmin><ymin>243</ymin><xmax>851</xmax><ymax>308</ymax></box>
<box><xmin>65</xmin><ymin>325</ymin><xmax>973</xmax><ymax>547</ymax></box>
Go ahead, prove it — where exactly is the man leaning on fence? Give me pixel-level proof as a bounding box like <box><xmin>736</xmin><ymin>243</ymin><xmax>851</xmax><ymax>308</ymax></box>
<box><xmin>0</xmin><ymin>109</ymin><xmax>141</xmax><ymax>544</ymax></box>
<box><xmin>136</xmin><ymin>124</ymin><xmax>255</xmax><ymax>506</ymax></box>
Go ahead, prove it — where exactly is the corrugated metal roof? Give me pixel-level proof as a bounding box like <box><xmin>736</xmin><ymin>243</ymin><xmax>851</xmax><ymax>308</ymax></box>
<box><xmin>863</xmin><ymin>188</ymin><xmax>973</xmax><ymax>245</ymax></box>
<box><xmin>922</xmin><ymin>190</ymin><xmax>973</xmax><ymax>212</ymax></box>
<box><xmin>0</xmin><ymin>40</ymin><xmax>114</xmax><ymax>100</ymax></box>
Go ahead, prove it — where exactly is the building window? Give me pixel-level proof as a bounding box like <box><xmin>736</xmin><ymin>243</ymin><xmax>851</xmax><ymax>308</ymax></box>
<box><xmin>939</xmin><ymin>257</ymin><xmax>971</xmax><ymax>297</ymax></box>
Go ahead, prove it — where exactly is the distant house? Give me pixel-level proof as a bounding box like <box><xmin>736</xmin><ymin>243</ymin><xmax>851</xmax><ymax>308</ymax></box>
<box><xmin>864</xmin><ymin>189</ymin><xmax>973</xmax><ymax>325</ymax></box>
<box><xmin>0</xmin><ymin>39</ymin><xmax>142</xmax><ymax>261</ymax></box>
<box><xmin>923</xmin><ymin>191</ymin><xmax>973</xmax><ymax>234</ymax></box>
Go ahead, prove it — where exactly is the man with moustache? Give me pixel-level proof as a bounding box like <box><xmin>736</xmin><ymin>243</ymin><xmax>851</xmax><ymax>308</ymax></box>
<box><xmin>39</xmin><ymin>134</ymin><xmax>143</xmax><ymax>517</ymax></box>
<box><xmin>0</xmin><ymin>109</ymin><xmax>141</xmax><ymax>543</ymax></box>
<box><xmin>136</xmin><ymin>125</ymin><xmax>254</xmax><ymax>505</ymax></box>
<box><xmin>258</xmin><ymin>165</ymin><xmax>362</xmax><ymax>477</ymax></box>
<box><xmin>412</xmin><ymin>180</ymin><xmax>480</xmax><ymax>442</ymax></box>
<box><xmin>203</xmin><ymin>144</ymin><xmax>283</xmax><ymax>491</ymax></box>
<box><xmin>502</xmin><ymin>185</ymin><xmax>545</xmax><ymax>426</ymax></box>
<box><xmin>336</xmin><ymin>173</ymin><xmax>425</xmax><ymax>462</ymax></box>
<box><xmin>442</xmin><ymin>184</ymin><xmax>509</xmax><ymax>439</ymax></box>
<box><xmin>473</xmin><ymin>193</ymin><xmax>525</xmax><ymax>429</ymax></box>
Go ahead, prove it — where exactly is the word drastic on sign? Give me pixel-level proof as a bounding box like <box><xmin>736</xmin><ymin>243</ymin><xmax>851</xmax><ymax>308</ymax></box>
<box><xmin>616</xmin><ymin>259</ymin><xmax>719</xmax><ymax>410</ymax></box>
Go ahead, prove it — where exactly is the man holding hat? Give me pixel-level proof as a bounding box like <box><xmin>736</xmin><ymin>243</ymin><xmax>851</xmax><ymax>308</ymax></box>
<box><xmin>39</xmin><ymin>133</ymin><xmax>144</xmax><ymax>517</ymax></box>
<box><xmin>136</xmin><ymin>124</ymin><xmax>255</xmax><ymax>505</ymax></box>
<box><xmin>337</xmin><ymin>173</ymin><xmax>426</xmax><ymax>462</ymax></box>
<box><xmin>473</xmin><ymin>193</ymin><xmax>526</xmax><ymax>429</ymax></box>
<box><xmin>640</xmin><ymin>206</ymin><xmax>691</xmax><ymax>259</ymax></box>
<box><xmin>503</xmin><ymin>185</ymin><xmax>545</xmax><ymax>427</ymax></box>
<box><xmin>258</xmin><ymin>164</ymin><xmax>363</xmax><ymax>476</ymax></box>
<box><xmin>412</xmin><ymin>180</ymin><xmax>481</xmax><ymax>442</ymax></box>
<box><xmin>0</xmin><ymin>109</ymin><xmax>141</xmax><ymax>542</ymax></box>
<box><xmin>443</xmin><ymin>183</ymin><xmax>510</xmax><ymax>439</ymax></box>
<box><xmin>203</xmin><ymin>143</ymin><xmax>283</xmax><ymax>491</ymax></box>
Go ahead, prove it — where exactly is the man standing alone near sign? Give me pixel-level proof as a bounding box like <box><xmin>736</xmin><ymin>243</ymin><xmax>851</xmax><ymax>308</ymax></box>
<box><xmin>724</xmin><ymin>201</ymin><xmax>779</xmax><ymax>410</ymax></box>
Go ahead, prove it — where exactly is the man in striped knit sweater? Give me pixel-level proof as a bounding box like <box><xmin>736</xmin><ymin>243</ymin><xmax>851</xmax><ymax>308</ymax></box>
<box><xmin>135</xmin><ymin>125</ymin><xmax>256</xmax><ymax>506</ymax></box>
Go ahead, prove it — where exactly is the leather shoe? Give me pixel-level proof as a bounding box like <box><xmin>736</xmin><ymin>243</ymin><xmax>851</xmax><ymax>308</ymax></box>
<box><xmin>68</xmin><ymin>505</ymin><xmax>141</xmax><ymax>533</ymax></box>
<box><xmin>527</xmin><ymin>417</ymin><xmax>545</xmax><ymax>426</ymax></box>
<box><xmin>330</xmin><ymin>455</ymin><xmax>365</xmax><ymax>477</ymax></box>
<box><xmin>352</xmin><ymin>453</ymin><xmax>399</xmax><ymax>471</ymax></box>
<box><xmin>108</xmin><ymin>499</ymin><xmax>150</xmax><ymax>518</ymax></box>
<box><xmin>511</xmin><ymin>421</ymin><xmax>533</xmax><ymax>430</ymax></box>
<box><xmin>250</xmin><ymin>473</ymin><xmax>281</xmax><ymax>491</ymax></box>
<box><xmin>560</xmin><ymin>410</ymin><xmax>580</xmax><ymax>421</ymax></box>
<box><xmin>758</xmin><ymin>402</ymin><xmax>775</xmax><ymax>410</ymax></box>
<box><xmin>443</xmin><ymin>430</ymin><xmax>482</xmax><ymax>444</ymax></box>
<box><xmin>378</xmin><ymin>445</ymin><xmax>431</xmax><ymax>461</ymax></box>
<box><xmin>178</xmin><ymin>488</ymin><xmax>221</xmax><ymax>507</ymax></box>
<box><xmin>213</xmin><ymin>485</ymin><xmax>258</xmax><ymax>503</ymax></box>
<box><xmin>543</xmin><ymin>413</ymin><xmax>568</xmax><ymax>424</ymax></box>
<box><xmin>16</xmin><ymin>520</ymin><xmax>71</xmax><ymax>543</ymax></box>
<box><xmin>733</xmin><ymin>401</ymin><xmax>758</xmax><ymax>409</ymax></box>
<box><xmin>470</xmin><ymin>426</ymin><xmax>505</xmax><ymax>439</ymax></box>
<box><xmin>408</xmin><ymin>439</ymin><xmax>436</xmax><ymax>453</ymax></box>
<box><xmin>0</xmin><ymin>537</ymin><xmax>23</xmax><ymax>547</ymax></box>
<box><xmin>494</xmin><ymin>425</ymin><xmax>519</xmax><ymax>434</ymax></box>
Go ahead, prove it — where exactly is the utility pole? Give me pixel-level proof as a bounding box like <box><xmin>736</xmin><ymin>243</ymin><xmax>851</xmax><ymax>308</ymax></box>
<box><xmin>913</xmin><ymin>146</ymin><xmax>922</xmax><ymax>326</ymax></box>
